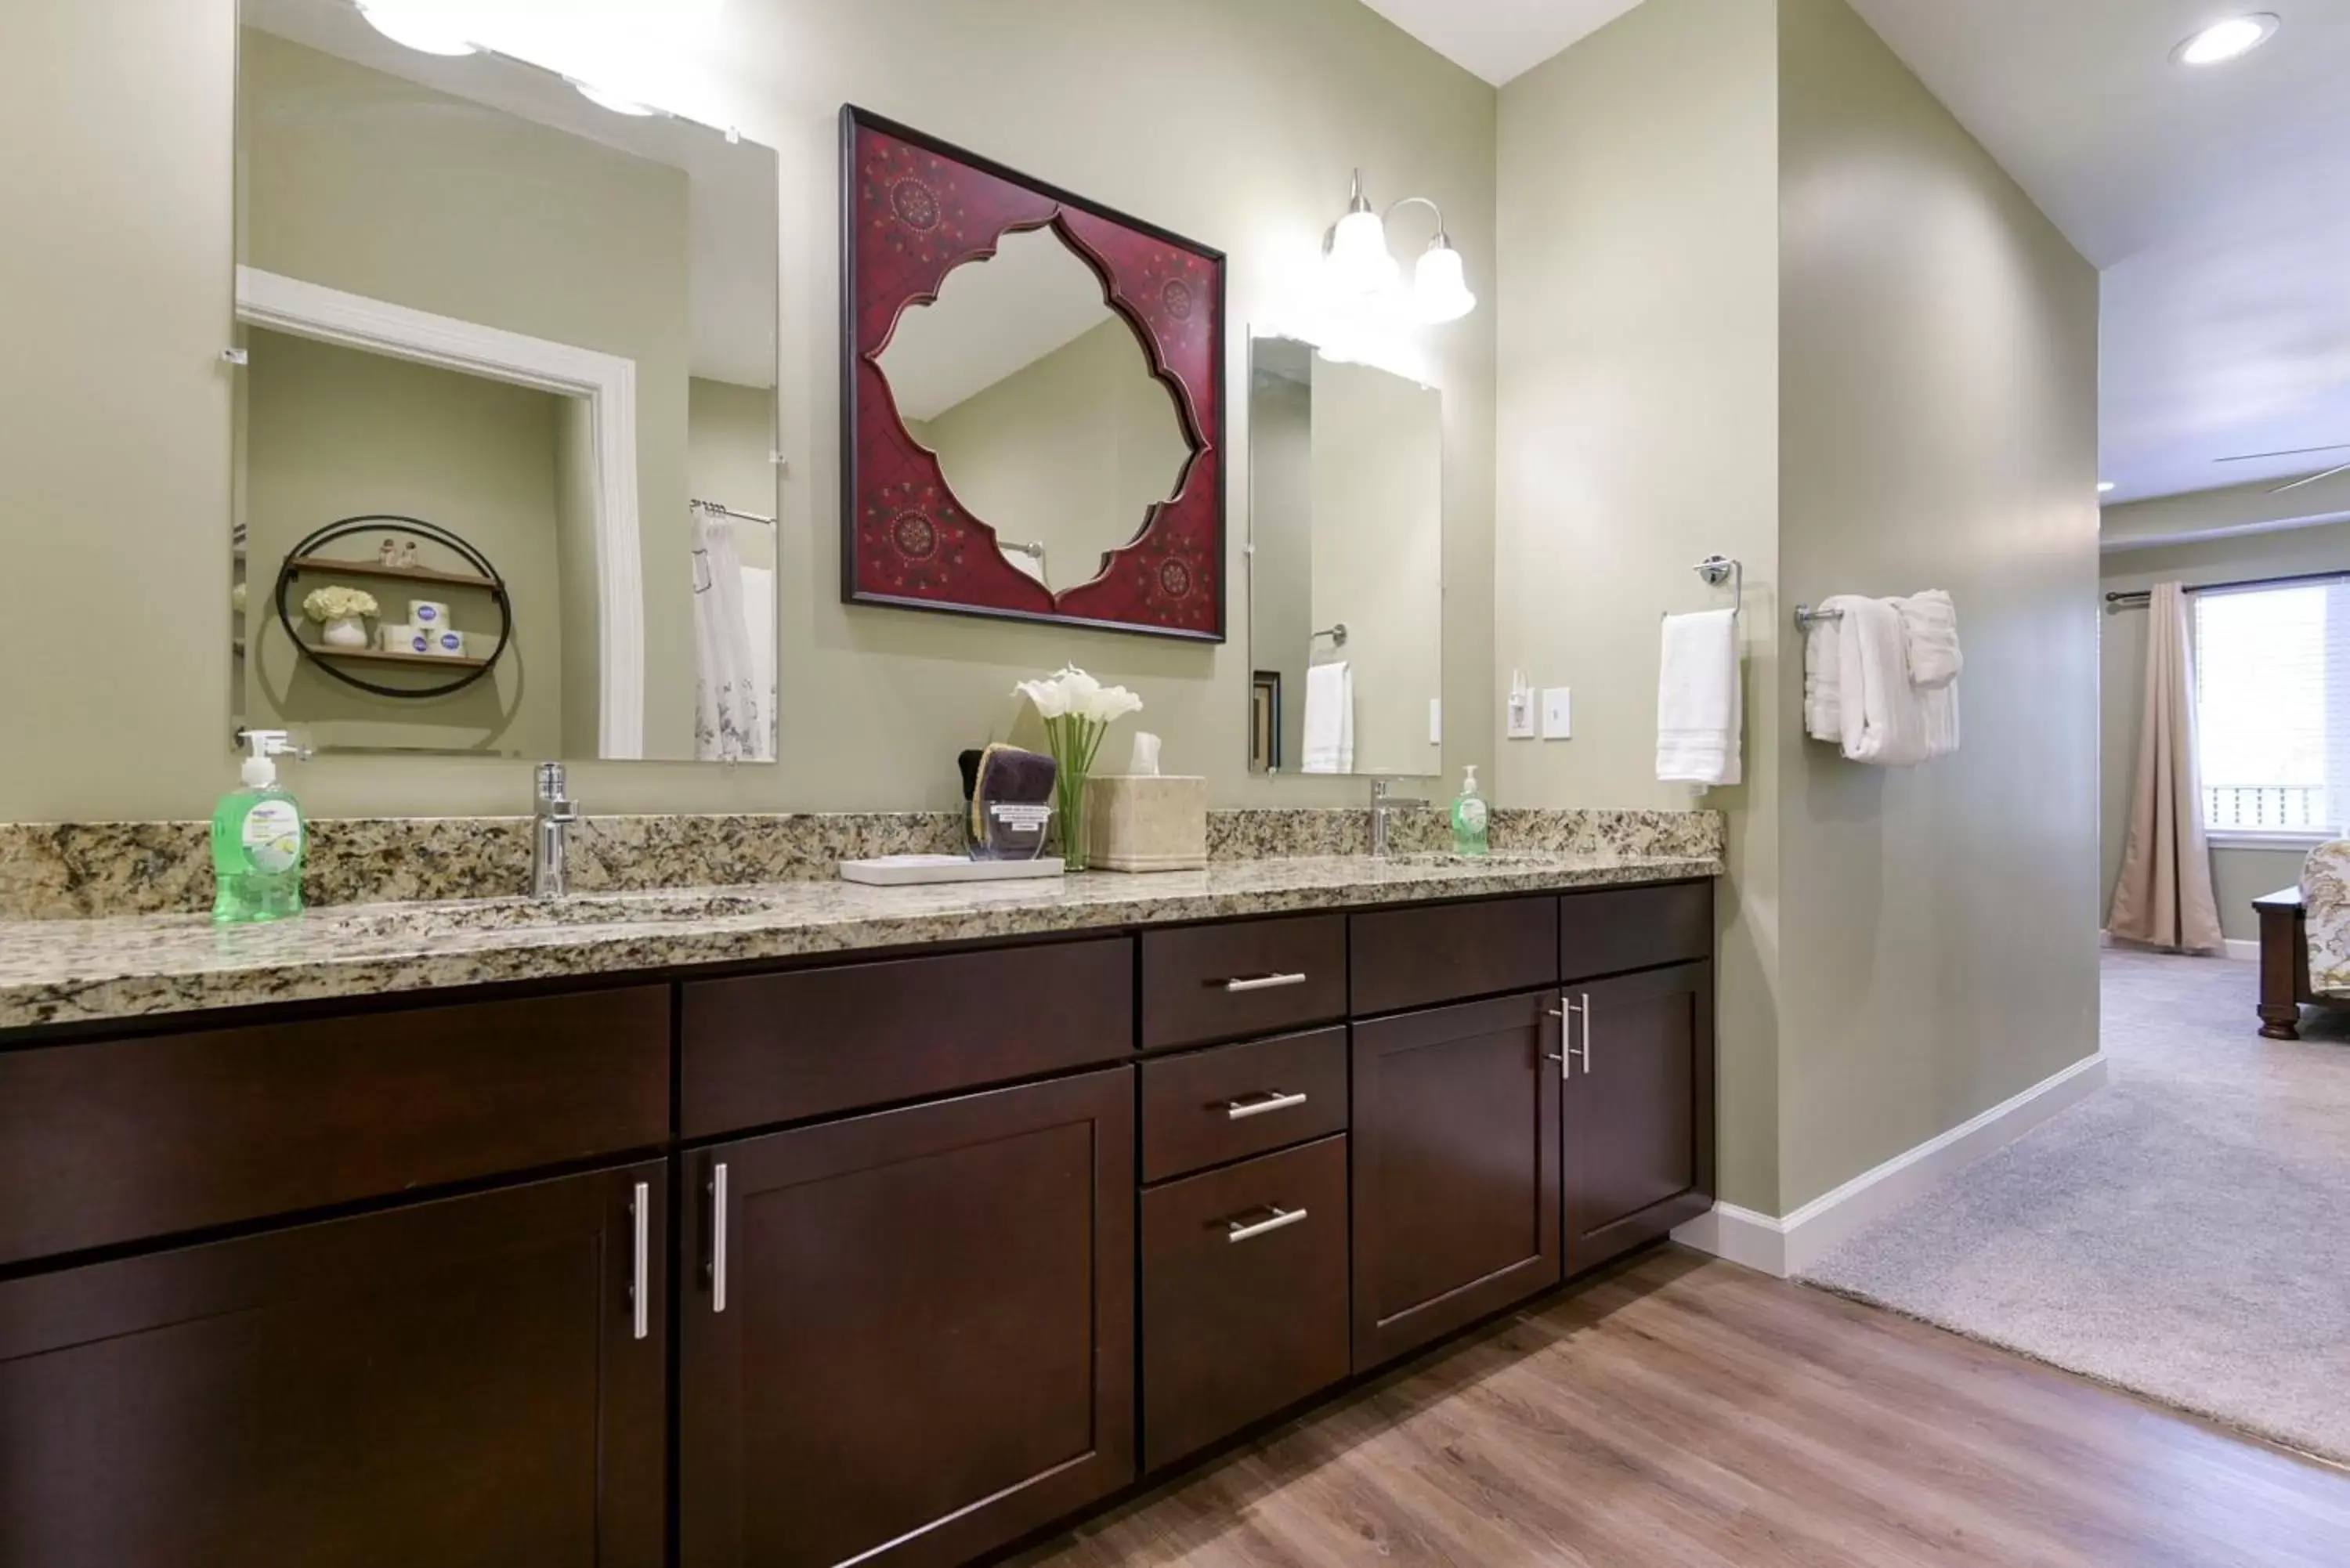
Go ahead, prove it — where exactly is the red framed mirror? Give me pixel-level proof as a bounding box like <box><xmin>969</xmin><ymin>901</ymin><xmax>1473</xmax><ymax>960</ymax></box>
<box><xmin>840</xmin><ymin>107</ymin><xmax>1226</xmax><ymax>641</ymax></box>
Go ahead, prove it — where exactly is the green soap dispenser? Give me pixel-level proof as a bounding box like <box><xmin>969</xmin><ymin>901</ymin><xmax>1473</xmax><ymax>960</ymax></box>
<box><xmin>1451</xmin><ymin>764</ymin><xmax>1489</xmax><ymax>858</ymax></box>
<box><xmin>213</xmin><ymin>729</ymin><xmax>308</xmax><ymax>924</ymax></box>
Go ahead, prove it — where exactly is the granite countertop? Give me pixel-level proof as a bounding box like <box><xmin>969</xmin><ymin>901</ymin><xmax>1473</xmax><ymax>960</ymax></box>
<box><xmin>0</xmin><ymin>850</ymin><xmax>1721</xmax><ymax>1031</ymax></box>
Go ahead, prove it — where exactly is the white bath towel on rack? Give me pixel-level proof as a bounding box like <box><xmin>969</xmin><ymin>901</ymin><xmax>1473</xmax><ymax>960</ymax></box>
<box><xmin>1302</xmin><ymin>659</ymin><xmax>1354</xmax><ymax>775</ymax></box>
<box><xmin>1827</xmin><ymin>595</ymin><xmax>1958</xmax><ymax>765</ymax></box>
<box><xmin>1803</xmin><ymin>617</ymin><xmax>1842</xmax><ymax>741</ymax></box>
<box><xmin>1657</xmin><ymin>609</ymin><xmax>1741</xmax><ymax>786</ymax></box>
<box><xmin>1892</xmin><ymin>589</ymin><xmax>1962</xmax><ymax>689</ymax></box>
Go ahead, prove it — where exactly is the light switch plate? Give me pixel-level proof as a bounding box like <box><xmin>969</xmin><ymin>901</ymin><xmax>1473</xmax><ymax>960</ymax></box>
<box><xmin>1542</xmin><ymin>688</ymin><xmax>1572</xmax><ymax>740</ymax></box>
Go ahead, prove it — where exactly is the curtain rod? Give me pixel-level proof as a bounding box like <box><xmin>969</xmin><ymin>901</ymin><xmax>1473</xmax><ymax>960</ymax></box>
<box><xmin>2103</xmin><ymin>567</ymin><xmax>2350</xmax><ymax>607</ymax></box>
<box><xmin>692</xmin><ymin>497</ymin><xmax>775</xmax><ymax>526</ymax></box>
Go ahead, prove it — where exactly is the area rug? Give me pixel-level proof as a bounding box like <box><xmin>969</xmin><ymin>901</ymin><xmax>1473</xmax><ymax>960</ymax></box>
<box><xmin>1802</xmin><ymin>947</ymin><xmax>2350</xmax><ymax>1465</ymax></box>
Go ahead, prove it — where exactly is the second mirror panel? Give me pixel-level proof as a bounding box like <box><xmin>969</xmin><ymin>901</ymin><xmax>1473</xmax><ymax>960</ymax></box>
<box><xmin>1248</xmin><ymin>338</ymin><xmax>1443</xmax><ymax>779</ymax></box>
<box><xmin>877</xmin><ymin>226</ymin><xmax>1191</xmax><ymax>595</ymax></box>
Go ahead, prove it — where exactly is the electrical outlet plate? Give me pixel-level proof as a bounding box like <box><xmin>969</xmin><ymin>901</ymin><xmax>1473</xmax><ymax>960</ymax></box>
<box><xmin>1542</xmin><ymin>688</ymin><xmax>1572</xmax><ymax>740</ymax></box>
<box><xmin>1506</xmin><ymin>673</ymin><xmax>1535</xmax><ymax>740</ymax></box>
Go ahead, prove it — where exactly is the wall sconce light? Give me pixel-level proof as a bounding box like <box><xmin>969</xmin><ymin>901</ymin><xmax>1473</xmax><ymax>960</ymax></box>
<box><xmin>1322</xmin><ymin>171</ymin><xmax>1477</xmax><ymax>325</ymax></box>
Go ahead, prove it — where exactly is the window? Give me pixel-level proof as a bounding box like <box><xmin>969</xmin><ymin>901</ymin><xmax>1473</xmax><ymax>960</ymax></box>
<box><xmin>2193</xmin><ymin>580</ymin><xmax>2350</xmax><ymax>838</ymax></box>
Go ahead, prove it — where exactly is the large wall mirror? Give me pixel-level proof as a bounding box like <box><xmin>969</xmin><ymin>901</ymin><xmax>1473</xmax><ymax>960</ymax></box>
<box><xmin>230</xmin><ymin>0</ymin><xmax>780</xmax><ymax>761</ymax></box>
<box><xmin>1246</xmin><ymin>336</ymin><xmax>1443</xmax><ymax>779</ymax></box>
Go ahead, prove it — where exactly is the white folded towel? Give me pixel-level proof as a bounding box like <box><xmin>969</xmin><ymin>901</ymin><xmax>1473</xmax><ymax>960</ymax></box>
<box><xmin>1893</xmin><ymin>589</ymin><xmax>1961</xmax><ymax>689</ymax></box>
<box><xmin>1803</xmin><ymin>618</ymin><xmax>1842</xmax><ymax>740</ymax></box>
<box><xmin>1657</xmin><ymin>609</ymin><xmax>1742</xmax><ymax>786</ymax></box>
<box><xmin>1832</xmin><ymin>596</ymin><xmax>1932</xmax><ymax>766</ymax></box>
<box><xmin>1302</xmin><ymin>659</ymin><xmax>1354</xmax><ymax>775</ymax></box>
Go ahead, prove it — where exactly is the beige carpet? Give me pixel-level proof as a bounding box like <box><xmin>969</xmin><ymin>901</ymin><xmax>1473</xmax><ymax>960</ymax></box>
<box><xmin>1803</xmin><ymin>947</ymin><xmax>2350</xmax><ymax>1464</ymax></box>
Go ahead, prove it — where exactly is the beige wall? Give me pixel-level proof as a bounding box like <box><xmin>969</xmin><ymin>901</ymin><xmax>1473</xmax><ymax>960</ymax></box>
<box><xmin>688</xmin><ymin>378</ymin><xmax>779</xmax><ymax>574</ymax></box>
<box><xmin>916</xmin><ymin>320</ymin><xmax>1189</xmax><ymax>598</ymax></box>
<box><xmin>241</xmin><ymin>329</ymin><xmax>566</xmax><ymax>757</ymax></box>
<box><xmin>1309</xmin><ymin>357</ymin><xmax>1443</xmax><ymax>777</ymax></box>
<box><xmin>2099</xmin><ymin>520</ymin><xmax>2350</xmax><ymax>941</ymax></box>
<box><xmin>1497</xmin><ymin>0</ymin><xmax>1785</xmax><ymax>1209</ymax></box>
<box><xmin>0</xmin><ymin>0</ymin><xmax>1494</xmax><ymax>820</ymax></box>
<box><xmin>240</xmin><ymin>28</ymin><xmax>700</xmax><ymax>758</ymax></box>
<box><xmin>1773</xmin><ymin>0</ymin><xmax>2100</xmax><ymax>1211</ymax></box>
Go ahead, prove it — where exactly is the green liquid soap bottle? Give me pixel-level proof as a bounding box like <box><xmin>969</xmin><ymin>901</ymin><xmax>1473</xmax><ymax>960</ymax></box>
<box><xmin>1452</xmin><ymin>764</ymin><xmax>1490</xmax><ymax>858</ymax></box>
<box><xmin>213</xmin><ymin>729</ymin><xmax>308</xmax><ymax>924</ymax></box>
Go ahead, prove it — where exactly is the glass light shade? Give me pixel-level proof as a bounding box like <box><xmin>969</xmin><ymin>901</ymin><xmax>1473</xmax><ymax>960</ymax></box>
<box><xmin>1412</xmin><ymin>242</ymin><xmax>1476</xmax><ymax>323</ymax></box>
<box><xmin>1325</xmin><ymin>208</ymin><xmax>1399</xmax><ymax>301</ymax></box>
<box><xmin>356</xmin><ymin>2</ymin><xmax>479</xmax><ymax>56</ymax></box>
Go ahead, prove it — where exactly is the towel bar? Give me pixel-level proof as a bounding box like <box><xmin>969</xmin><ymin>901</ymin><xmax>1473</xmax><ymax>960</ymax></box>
<box><xmin>1793</xmin><ymin>604</ymin><xmax>1843</xmax><ymax>630</ymax></box>
<box><xmin>1665</xmin><ymin>555</ymin><xmax>1743</xmax><ymax>621</ymax></box>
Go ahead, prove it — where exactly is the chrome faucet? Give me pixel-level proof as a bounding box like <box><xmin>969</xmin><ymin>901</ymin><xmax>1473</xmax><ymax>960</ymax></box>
<box><xmin>1369</xmin><ymin>778</ymin><xmax>1430</xmax><ymax>859</ymax></box>
<box><xmin>532</xmin><ymin>762</ymin><xmax>578</xmax><ymax>899</ymax></box>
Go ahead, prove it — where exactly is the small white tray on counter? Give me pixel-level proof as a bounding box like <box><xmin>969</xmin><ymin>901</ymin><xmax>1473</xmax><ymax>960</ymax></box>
<box><xmin>837</xmin><ymin>854</ymin><xmax>1065</xmax><ymax>887</ymax></box>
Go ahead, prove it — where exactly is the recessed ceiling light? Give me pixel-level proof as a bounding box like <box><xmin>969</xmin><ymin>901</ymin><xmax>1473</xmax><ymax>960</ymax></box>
<box><xmin>2173</xmin><ymin>13</ymin><xmax>2280</xmax><ymax>66</ymax></box>
<box><xmin>571</xmin><ymin>80</ymin><xmax>657</xmax><ymax>117</ymax></box>
<box><xmin>2099</xmin><ymin>481</ymin><xmax>2117</xmax><ymax>493</ymax></box>
<box><xmin>356</xmin><ymin>1</ymin><xmax>478</xmax><ymax>56</ymax></box>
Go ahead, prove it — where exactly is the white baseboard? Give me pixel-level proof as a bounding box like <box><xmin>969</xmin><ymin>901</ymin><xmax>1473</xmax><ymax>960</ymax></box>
<box><xmin>1672</xmin><ymin>1051</ymin><xmax>2110</xmax><ymax>1278</ymax></box>
<box><xmin>2099</xmin><ymin>927</ymin><xmax>2255</xmax><ymax>962</ymax></box>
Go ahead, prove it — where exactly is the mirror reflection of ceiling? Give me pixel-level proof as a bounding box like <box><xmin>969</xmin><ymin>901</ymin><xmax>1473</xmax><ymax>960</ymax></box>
<box><xmin>240</xmin><ymin>0</ymin><xmax>776</xmax><ymax>388</ymax></box>
<box><xmin>877</xmin><ymin>226</ymin><xmax>1192</xmax><ymax>593</ymax></box>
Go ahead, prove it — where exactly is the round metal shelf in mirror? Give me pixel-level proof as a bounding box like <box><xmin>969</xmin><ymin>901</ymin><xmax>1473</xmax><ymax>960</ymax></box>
<box><xmin>271</xmin><ymin>515</ymin><xmax>514</xmax><ymax>700</ymax></box>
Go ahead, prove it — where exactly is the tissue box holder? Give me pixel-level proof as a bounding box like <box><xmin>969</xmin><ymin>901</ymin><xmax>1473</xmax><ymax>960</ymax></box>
<box><xmin>1085</xmin><ymin>775</ymin><xmax>1207</xmax><ymax>873</ymax></box>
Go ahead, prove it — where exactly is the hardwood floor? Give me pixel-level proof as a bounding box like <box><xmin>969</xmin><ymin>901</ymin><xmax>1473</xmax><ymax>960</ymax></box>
<box><xmin>1013</xmin><ymin>1248</ymin><xmax>2350</xmax><ymax>1568</ymax></box>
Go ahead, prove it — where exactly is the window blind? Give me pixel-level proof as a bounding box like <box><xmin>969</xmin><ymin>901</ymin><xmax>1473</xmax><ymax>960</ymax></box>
<box><xmin>2193</xmin><ymin>579</ymin><xmax>2350</xmax><ymax>836</ymax></box>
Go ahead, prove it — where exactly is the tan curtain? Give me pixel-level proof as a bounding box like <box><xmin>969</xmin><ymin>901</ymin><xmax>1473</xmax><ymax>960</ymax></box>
<box><xmin>2109</xmin><ymin>581</ymin><xmax>2224</xmax><ymax>952</ymax></box>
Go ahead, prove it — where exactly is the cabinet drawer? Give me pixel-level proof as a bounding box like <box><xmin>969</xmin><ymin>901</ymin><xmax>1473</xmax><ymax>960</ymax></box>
<box><xmin>1141</xmin><ymin>1136</ymin><xmax>1350</xmax><ymax>1471</ymax></box>
<box><xmin>1140</xmin><ymin>1028</ymin><xmax>1347</xmax><ymax>1183</ymax></box>
<box><xmin>0</xmin><ymin>987</ymin><xmax>671</xmax><ymax>1266</ymax></box>
<box><xmin>681</xmin><ymin>938</ymin><xmax>1133</xmax><ymax>1138</ymax></box>
<box><xmin>1141</xmin><ymin>916</ymin><xmax>1346</xmax><ymax>1050</ymax></box>
<box><xmin>1349</xmin><ymin>896</ymin><xmax>1560</xmax><ymax>1015</ymax></box>
<box><xmin>1559</xmin><ymin>881</ymin><xmax>1712</xmax><ymax>982</ymax></box>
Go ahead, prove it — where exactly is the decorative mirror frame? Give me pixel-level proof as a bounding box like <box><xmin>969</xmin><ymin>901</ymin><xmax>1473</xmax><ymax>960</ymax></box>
<box><xmin>839</xmin><ymin>106</ymin><xmax>1227</xmax><ymax>641</ymax></box>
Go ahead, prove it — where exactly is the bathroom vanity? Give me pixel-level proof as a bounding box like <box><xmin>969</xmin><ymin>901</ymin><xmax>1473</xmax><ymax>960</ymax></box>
<box><xmin>0</xmin><ymin>857</ymin><xmax>1714</xmax><ymax>1567</ymax></box>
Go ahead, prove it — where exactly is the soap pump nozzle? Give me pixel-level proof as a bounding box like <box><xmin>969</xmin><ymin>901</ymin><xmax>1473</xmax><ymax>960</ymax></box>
<box><xmin>235</xmin><ymin>728</ymin><xmax>309</xmax><ymax>789</ymax></box>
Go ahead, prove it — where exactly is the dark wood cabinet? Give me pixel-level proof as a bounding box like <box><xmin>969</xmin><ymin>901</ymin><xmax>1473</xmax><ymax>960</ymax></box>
<box><xmin>1349</xmin><ymin>991</ymin><xmax>1561</xmax><ymax>1371</ymax></box>
<box><xmin>678</xmin><ymin>1067</ymin><xmax>1136</xmax><ymax>1568</ymax></box>
<box><xmin>0</xmin><ymin>1162</ymin><xmax>667</xmax><ymax>1568</ymax></box>
<box><xmin>1141</xmin><ymin>1134</ymin><xmax>1350</xmax><ymax>1469</ymax></box>
<box><xmin>1562</xmin><ymin>961</ymin><xmax>1716</xmax><ymax>1275</ymax></box>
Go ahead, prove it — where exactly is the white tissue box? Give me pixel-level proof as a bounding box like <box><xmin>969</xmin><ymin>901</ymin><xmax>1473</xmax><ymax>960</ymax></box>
<box><xmin>409</xmin><ymin>600</ymin><xmax>450</xmax><ymax>629</ymax></box>
<box><xmin>378</xmin><ymin>623</ymin><xmax>420</xmax><ymax>653</ymax></box>
<box><xmin>1085</xmin><ymin>775</ymin><xmax>1207</xmax><ymax>873</ymax></box>
<box><xmin>428</xmin><ymin>628</ymin><xmax>468</xmax><ymax>658</ymax></box>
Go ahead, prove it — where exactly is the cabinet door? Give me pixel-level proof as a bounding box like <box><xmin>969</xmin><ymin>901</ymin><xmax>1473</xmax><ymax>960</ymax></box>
<box><xmin>0</xmin><ymin>1163</ymin><xmax>667</xmax><ymax>1568</ymax></box>
<box><xmin>1350</xmin><ymin>992</ymin><xmax>1561</xmax><ymax>1371</ymax></box>
<box><xmin>1563</xmin><ymin>961</ymin><xmax>1716</xmax><ymax>1275</ymax></box>
<box><xmin>681</xmin><ymin>1067</ymin><xmax>1135</xmax><ymax>1568</ymax></box>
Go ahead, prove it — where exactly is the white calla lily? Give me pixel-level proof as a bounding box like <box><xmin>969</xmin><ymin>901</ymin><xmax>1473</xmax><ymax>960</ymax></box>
<box><xmin>1010</xmin><ymin>665</ymin><xmax>1146</xmax><ymax>869</ymax></box>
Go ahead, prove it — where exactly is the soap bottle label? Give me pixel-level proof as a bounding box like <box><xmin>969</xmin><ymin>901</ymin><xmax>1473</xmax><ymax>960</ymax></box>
<box><xmin>242</xmin><ymin>800</ymin><xmax>306</xmax><ymax>873</ymax></box>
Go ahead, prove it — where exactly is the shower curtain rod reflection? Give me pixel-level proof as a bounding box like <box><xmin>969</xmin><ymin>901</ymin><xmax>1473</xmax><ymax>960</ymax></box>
<box><xmin>2104</xmin><ymin>567</ymin><xmax>2350</xmax><ymax>608</ymax></box>
<box><xmin>692</xmin><ymin>497</ymin><xmax>775</xmax><ymax>526</ymax></box>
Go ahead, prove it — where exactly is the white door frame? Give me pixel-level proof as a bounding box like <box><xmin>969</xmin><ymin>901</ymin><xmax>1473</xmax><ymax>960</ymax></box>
<box><xmin>235</xmin><ymin>265</ymin><xmax>646</xmax><ymax>758</ymax></box>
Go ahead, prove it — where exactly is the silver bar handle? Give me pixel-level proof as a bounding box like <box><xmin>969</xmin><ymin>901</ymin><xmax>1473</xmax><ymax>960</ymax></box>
<box><xmin>628</xmin><ymin>1180</ymin><xmax>650</xmax><ymax>1342</ymax></box>
<box><xmin>709</xmin><ymin>1161</ymin><xmax>730</xmax><ymax>1314</ymax></box>
<box><xmin>1549</xmin><ymin>1000</ymin><xmax>1573</xmax><ymax>1077</ymax></box>
<box><xmin>1573</xmin><ymin>991</ymin><xmax>1594</xmax><ymax>1074</ymax></box>
<box><xmin>1222</xmin><ymin>972</ymin><xmax>1307</xmax><ymax>993</ymax></box>
<box><xmin>1222</xmin><ymin>973</ymin><xmax>1316</xmax><ymax>1001</ymax></box>
<box><xmin>1224</xmin><ymin>1089</ymin><xmax>1309</xmax><ymax>1121</ymax></box>
<box><xmin>1227</xmin><ymin>1205</ymin><xmax>1309</xmax><ymax>1244</ymax></box>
